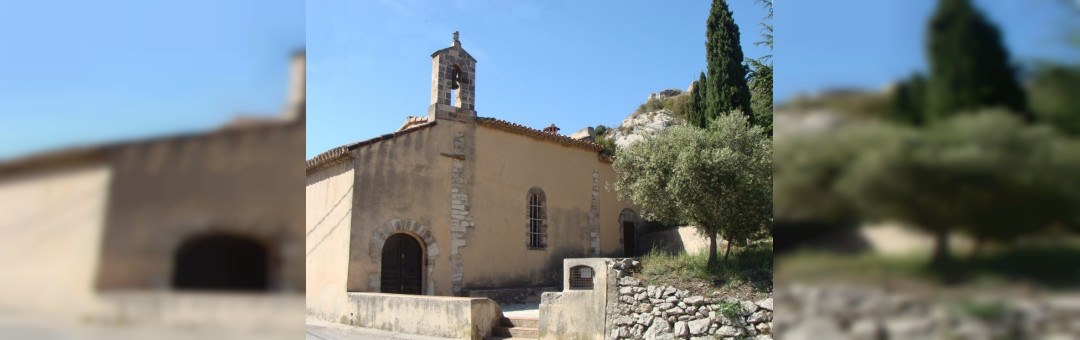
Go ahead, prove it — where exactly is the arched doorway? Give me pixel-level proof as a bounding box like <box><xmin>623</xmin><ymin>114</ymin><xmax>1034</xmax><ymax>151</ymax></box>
<box><xmin>380</xmin><ymin>233</ymin><xmax>423</xmax><ymax>294</ymax></box>
<box><xmin>173</xmin><ymin>234</ymin><xmax>269</xmax><ymax>291</ymax></box>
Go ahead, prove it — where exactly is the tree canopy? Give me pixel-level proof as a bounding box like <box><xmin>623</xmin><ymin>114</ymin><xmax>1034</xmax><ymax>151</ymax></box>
<box><xmin>613</xmin><ymin>112</ymin><xmax>772</xmax><ymax>269</ymax></box>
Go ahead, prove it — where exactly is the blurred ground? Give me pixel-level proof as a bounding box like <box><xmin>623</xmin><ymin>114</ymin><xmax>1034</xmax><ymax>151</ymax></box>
<box><xmin>305</xmin><ymin>318</ymin><xmax>453</xmax><ymax>340</ymax></box>
<box><xmin>0</xmin><ymin>313</ymin><xmax>302</xmax><ymax>340</ymax></box>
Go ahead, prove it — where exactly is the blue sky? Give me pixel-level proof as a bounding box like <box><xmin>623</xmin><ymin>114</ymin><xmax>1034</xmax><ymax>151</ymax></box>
<box><xmin>306</xmin><ymin>0</ymin><xmax>771</xmax><ymax>158</ymax></box>
<box><xmin>776</xmin><ymin>0</ymin><xmax>1080</xmax><ymax>103</ymax></box>
<box><xmin>0</xmin><ymin>0</ymin><xmax>304</xmax><ymax>161</ymax></box>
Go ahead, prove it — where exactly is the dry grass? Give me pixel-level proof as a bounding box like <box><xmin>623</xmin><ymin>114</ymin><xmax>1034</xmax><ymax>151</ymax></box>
<box><xmin>634</xmin><ymin>242</ymin><xmax>773</xmax><ymax>301</ymax></box>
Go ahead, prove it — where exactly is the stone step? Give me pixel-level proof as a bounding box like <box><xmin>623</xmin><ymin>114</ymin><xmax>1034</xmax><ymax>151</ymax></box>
<box><xmin>500</xmin><ymin>316</ymin><xmax>538</xmax><ymax>328</ymax></box>
<box><xmin>483</xmin><ymin>337</ymin><xmax>535</xmax><ymax>340</ymax></box>
<box><xmin>492</xmin><ymin>326</ymin><xmax>538</xmax><ymax>338</ymax></box>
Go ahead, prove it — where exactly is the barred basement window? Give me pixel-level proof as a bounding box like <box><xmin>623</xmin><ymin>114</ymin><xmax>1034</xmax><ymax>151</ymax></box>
<box><xmin>527</xmin><ymin>187</ymin><xmax>547</xmax><ymax>249</ymax></box>
<box><xmin>569</xmin><ymin>265</ymin><xmax>594</xmax><ymax>290</ymax></box>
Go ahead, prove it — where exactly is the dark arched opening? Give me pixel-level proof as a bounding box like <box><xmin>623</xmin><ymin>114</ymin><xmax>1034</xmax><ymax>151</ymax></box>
<box><xmin>380</xmin><ymin>233</ymin><xmax>423</xmax><ymax>294</ymax></box>
<box><xmin>172</xmin><ymin>234</ymin><xmax>269</xmax><ymax>291</ymax></box>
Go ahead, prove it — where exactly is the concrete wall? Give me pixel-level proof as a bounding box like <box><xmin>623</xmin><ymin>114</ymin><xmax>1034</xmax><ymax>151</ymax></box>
<box><xmin>0</xmin><ymin>163</ymin><xmax>112</xmax><ymax>317</ymax></box>
<box><xmin>343</xmin><ymin>293</ymin><xmax>502</xmax><ymax>340</ymax></box>
<box><xmin>306</xmin><ymin>161</ymin><xmax>355</xmax><ymax>321</ymax></box>
<box><xmin>538</xmin><ymin>258</ymin><xmax>616</xmax><ymax>340</ymax></box>
<box><xmin>640</xmin><ymin>226</ymin><xmax>710</xmax><ymax>256</ymax></box>
<box><xmin>344</xmin><ymin>124</ymin><xmax>454</xmax><ymax>296</ymax></box>
<box><xmin>95</xmin><ymin>121</ymin><xmax>306</xmax><ymax>292</ymax></box>
<box><xmin>95</xmin><ymin>292</ymin><xmax>304</xmax><ymax>333</ymax></box>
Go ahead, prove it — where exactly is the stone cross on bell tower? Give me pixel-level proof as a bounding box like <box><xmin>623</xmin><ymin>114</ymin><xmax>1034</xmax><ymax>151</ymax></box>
<box><xmin>428</xmin><ymin>31</ymin><xmax>477</xmax><ymax>121</ymax></box>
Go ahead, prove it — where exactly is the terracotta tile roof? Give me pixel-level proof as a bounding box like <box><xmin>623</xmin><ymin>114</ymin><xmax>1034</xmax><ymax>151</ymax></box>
<box><xmin>0</xmin><ymin>117</ymin><xmax>301</xmax><ymax>176</ymax></box>
<box><xmin>474</xmin><ymin>117</ymin><xmax>603</xmax><ymax>153</ymax></box>
<box><xmin>305</xmin><ymin>121</ymin><xmax>438</xmax><ymax>174</ymax></box>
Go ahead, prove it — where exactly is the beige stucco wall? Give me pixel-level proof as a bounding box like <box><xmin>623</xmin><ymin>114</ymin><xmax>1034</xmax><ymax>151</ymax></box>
<box><xmin>306</xmin><ymin>161</ymin><xmax>355</xmax><ymax>320</ymax></box>
<box><xmin>597</xmin><ymin>164</ymin><xmax>637</xmax><ymax>256</ymax></box>
<box><xmin>309</xmin><ymin>117</ymin><xmax>638</xmax><ymax>312</ymax></box>
<box><xmin>96</xmin><ymin>122</ymin><xmax>306</xmax><ymax>292</ymax></box>
<box><xmin>465</xmin><ymin>124</ymin><xmax>636</xmax><ymax>290</ymax></box>
<box><xmin>0</xmin><ymin>163</ymin><xmax>111</xmax><ymax>316</ymax></box>
<box><xmin>344</xmin><ymin>124</ymin><xmax>455</xmax><ymax>296</ymax></box>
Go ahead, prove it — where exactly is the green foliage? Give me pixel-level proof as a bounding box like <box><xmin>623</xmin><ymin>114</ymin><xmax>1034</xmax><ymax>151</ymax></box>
<box><xmin>613</xmin><ymin>112</ymin><xmax>772</xmax><ymax>269</ymax></box>
<box><xmin>1027</xmin><ymin>63</ymin><xmax>1080</xmax><ymax>136</ymax></box>
<box><xmin>886</xmin><ymin>73</ymin><xmax>928</xmax><ymax>125</ymax></box>
<box><xmin>593</xmin><ymin>124</ymin><xmax>618</xmax><ymax>156</ymax></box>
<box><xmin>784</xmin><ymin>110</ymin><xmax>1080</xmax><ymax>265</ymax></box>
<box><xmin>774</xmin><ymin>125</ymin><xmax>894</xmax><ymax>225</ymax></box>
<box><xmin>594</xmin><ymin>124</ymin><xmax>609</xmax><ymax>138</ymax></box>
<box><xmin>718</xmin><ymin>301</ymin><xmax>742</xmax><ymax>319</ymax></box>
<box><xmin>634</xmin><ymin>93</ymin><xmax>692</xmax><ymax>122</ymax></box>
<box><xmin>747</xmin><ymin>0</ymin><xmax>773</xmax><ymax>135</ymax></box>
<box><xmin>747</xmin><ymin>60</ymin><xmax>773</xmax><ymax>135</ymax></box>
<box><xmin>926</xmin><ymin>0</ymin><xmax>1029</xmax><ymax>122</ymax></box>
<box><xmin>953</xmin><ymin>300</ymin><xmax>1007</xmax><ymax>322</ymax></box>
<box><xmin>705</xmin><ymin>0</ymin><xmax>753</xmax><ymax>125</ymax></box>
<box><xmin>688</xmin><ymin>72</ymin><xmax>709</xmax><ymax>128</ymax></box>
<box><xmin>638</xmin><ymin>242</ymin><xmax>773</xmax><ymax>297</ymax></box>
<box><xmin>596</xmin><ymin>135</ymin><xmax>617</xmax><ymax>157</ymax></box>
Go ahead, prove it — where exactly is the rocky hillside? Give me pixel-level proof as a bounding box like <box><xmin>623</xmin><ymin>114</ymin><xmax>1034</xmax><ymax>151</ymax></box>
<box><xmin>604</xmin><ymin>88</ymin><xmax>690</xmax><ymax>149</ymax></box>
<box><xmin>608</xmin><ymin>109</ymin><xmax>685</xmax><ymax>149</ymax></box>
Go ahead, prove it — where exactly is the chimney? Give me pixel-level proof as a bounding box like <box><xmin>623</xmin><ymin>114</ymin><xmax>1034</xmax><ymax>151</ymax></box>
<box><xmin>284</xmin><ymin>49</ymin><xmax>305</xmax><ymax>121</ymax></box>
<box><xmin>543</xmin><ymin>124</ymin><xmax>560</xmax><ymax>134</ymax></box>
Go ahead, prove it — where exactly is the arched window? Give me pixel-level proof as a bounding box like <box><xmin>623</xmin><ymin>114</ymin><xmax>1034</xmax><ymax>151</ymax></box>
<box><xmin>569</xmin><ymin>265</ymin><xmax>594</xmax><ymax>290</ymax></box>
<box><xmin>527</xmin><ymin>187</ymin><xmax>547</xmax><ymax>249</ymax></box>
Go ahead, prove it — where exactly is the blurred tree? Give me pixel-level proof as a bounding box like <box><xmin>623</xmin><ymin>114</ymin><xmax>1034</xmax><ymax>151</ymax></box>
<box><xmin>926</xmin><ymin>0</ymin><xmax>1030</xmax><ymax>122</ymax></box>
<box><xmin>705</xmin><ymin>0</ymin><xmax>753</xmax><ymax>126</ymax></box>
<box><xmin>922</xmin><ymin>112</ymin><xmax>1079</xmax><ymax>253</ymax></box>
<box><xmin>833</xmin><ymin>111</ymin><xmax>1080</xmax><ymax>266</ymax></box>
<box><xmin>613</xmin><ymin>112</ymin><xmax>772</xmax><ymax>269</ymax></box>
<box><xmin>594</xmin><ymin>124</ymin><xmax>608</xmax><ymax>138</ymax></box>
<box><xmin>1027</xmin><ymin>63</ymin><xmax>1080</xmax><ymax>136</ymax></box>
<box><xmin>886</xmin><ymin>73</ymin><xmax>927</xmax><ymax>125</ymax></box>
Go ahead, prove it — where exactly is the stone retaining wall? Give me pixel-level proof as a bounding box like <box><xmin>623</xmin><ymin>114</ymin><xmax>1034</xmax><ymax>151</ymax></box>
<box><xmin>606</xmin><ymin>259</ymin><xmax>774</xmax><ymax>340</ymax></box>
<box><xmin>774</xmin><ymin>283</ymin><xmax>1080</xmax><ymax>339</ymax></box>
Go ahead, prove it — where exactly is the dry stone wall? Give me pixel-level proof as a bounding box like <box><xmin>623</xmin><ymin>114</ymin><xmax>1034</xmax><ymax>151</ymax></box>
<box><xmin>606</xmin><ymin>259</ymin><xmax>774</xmax><ymax>340</ymax></box>
<box><xmin>774</xmin><ymin>283</ymin><xmax>1080</xmax><ymax>339</ymax></box>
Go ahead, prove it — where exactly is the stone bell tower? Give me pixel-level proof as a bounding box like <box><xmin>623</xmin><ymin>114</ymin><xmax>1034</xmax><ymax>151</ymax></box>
<box><xmin>428</xmin><ymin>31</ymin><xmax>477</xmax><ymax>121</ymax></box>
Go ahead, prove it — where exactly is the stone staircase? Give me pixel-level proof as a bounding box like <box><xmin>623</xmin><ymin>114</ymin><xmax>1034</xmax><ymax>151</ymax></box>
<box><xmin>484</xmin><ymin>316</ymin><xmax>539</xmax><ymax>340</ymax></box>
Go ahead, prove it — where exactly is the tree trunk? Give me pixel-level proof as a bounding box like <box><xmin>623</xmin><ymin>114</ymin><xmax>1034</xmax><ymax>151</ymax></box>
<box><xmin>931</xmin><ymin>229</ymin><xmax>951</xmax><ymax>267</ymax></box>
<box><xmin>724</xmin><ymin>238</ymin><xmax>733</xmax><ymax>264</ymax></box>
<box><xmin>707</xmin><ymin>233</ymin><xmax>719</xmax><ymax>269</ymax></box>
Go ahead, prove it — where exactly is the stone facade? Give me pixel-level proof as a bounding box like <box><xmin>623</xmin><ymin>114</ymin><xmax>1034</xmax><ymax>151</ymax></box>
<box><xmin>429</xmin><ymin>32</ymin><xmax>477</xmax><ymax>122</ymax></box>
<box><xmin>449</xmin><ymin>130</ymin><xmax>475</xmax><ymax>294</ymax></box>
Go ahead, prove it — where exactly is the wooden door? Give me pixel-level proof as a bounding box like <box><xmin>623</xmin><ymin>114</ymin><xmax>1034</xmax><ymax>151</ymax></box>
<box><xmin>380</xmin><ymin>233</ymin><xmax>423</xmax><ymax>294</ymax></box>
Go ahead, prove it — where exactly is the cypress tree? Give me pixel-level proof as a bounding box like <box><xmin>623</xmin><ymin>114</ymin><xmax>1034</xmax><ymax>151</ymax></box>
<box><xmin>705</xmin><ymin>0</ymin><xmax>753</xmax><ymax>125</ymax></box>
<box><xmin>926</xmin><ymin>0</ymin><xmax>1029</xmax><ymax>122</ymax></box>
<box><xmin>689</xmin><ymin>72</ymin><xmax>709</xmax><ymax>129</ymax></box>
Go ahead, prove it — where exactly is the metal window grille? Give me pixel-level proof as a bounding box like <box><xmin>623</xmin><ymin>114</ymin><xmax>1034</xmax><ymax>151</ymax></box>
<box><xmin>569</xmin><ymin>266</ymin><xmax>594</xmax><ymax>290</ymax></box>
<box><xmin>527</xmin><ymin>192</ymin><xmax>545</xmax><ymax>249</ymax></box>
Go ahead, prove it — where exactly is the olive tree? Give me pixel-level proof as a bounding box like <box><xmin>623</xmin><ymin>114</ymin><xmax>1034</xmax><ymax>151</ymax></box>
<box><xmin>613</xmin><ymin>112</ymin><xmax>772</xmax><ymax>269</ymax></box>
